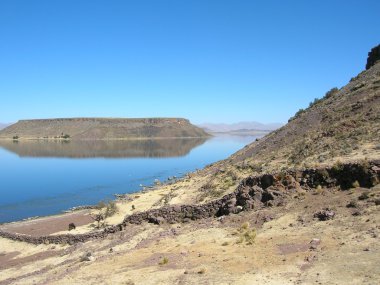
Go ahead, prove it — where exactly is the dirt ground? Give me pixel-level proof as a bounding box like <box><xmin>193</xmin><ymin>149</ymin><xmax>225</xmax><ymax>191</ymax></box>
<box><xmin>1</xmin><ymin>184</ymin><xmax>379</xmax><ymax>285</ymax></box>
<box><xmin>0</xmin><ymin>210</ymin><xmax>93</xmax><ymax>236</ymax></box>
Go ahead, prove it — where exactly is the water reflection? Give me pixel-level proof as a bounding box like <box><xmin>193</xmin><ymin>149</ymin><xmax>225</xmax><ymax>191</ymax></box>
<box><xmin>0</xmin><ymin>138</ymin><xmax>208</xmax><ymax>158</ymax></box>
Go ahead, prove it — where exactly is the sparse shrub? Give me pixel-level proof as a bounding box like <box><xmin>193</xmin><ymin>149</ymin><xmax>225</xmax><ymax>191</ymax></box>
<box><xmin>288</xmin><ymin>108</ymin><xmax>305</xmax><ymax>122</ymax></box>
<box><xmin>12</xmin><ymin>135</ymin><xmax>19</xmax><ymax>140</ymax></box>
<box><xmin>104</xmin><ymin>200</ymin><xmax>118</xmax><ymax>217</ymax></box>
<box><xmin>241</xmin><ymin>222</ymin><xmax>250</xmax><ymax>230</ymax></box>
<box><xmin>91</xmin><ymin>200</ymin><xmax>119</xmax><ymax>228</ymax></box>
<box><xmin>332</xmin><ymin>160</ymin><xmax>344</xmax><ymax>172</ymax></box>
<box><xmin>197</xmin><ymin>268</ymin><xmax>206</xmax><ymax>274</ymax></box>
<box><xmin>352</xmin><ymin>180</ymin><xmax>360</xmax><ymax>188</ymax></box>
<box><xmin>158</xmin><ymin>257</ymin><xmax>169</xmax><ymax>265</ymax></box>
<box><xmin>236</xmin><ymin>222</ymin><xmax>257</xmax><ymax>245</ymax></box>
<box><xmin>314</xmin><ymin>185</ymin><xmax>325</xmax><ymax>195</ymax></box>
<box><xmin>221</xmin><ymin>241</ymin><xmax>229</xmax><ymax>246</ymax></box>
<box><xmin>309</xmin><ymin>98</ymin><xmax>322</xmax><ymax>108</ymax></box>
<box><xmin>324</xmin><ymin>87</ymin><xmax>339</xmax><ymax>99</ymax></box>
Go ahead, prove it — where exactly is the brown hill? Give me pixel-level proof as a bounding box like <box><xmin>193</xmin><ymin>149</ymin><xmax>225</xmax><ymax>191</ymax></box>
<box><xmin>221</xmin><ymin>57</ymin><xmax>380</xmax><ymax>174</ymax></box>
<box><xmin>175</xmin><ymin>48</ymin><xmax>380</xmax><ymax>205</ymax></box>
<box><xmin>0</xmin><ymin>118</ymin><xmax>210</xmax><ymax>140</ymax></box>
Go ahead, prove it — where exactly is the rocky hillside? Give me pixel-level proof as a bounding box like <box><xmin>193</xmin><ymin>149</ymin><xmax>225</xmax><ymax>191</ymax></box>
<box><xmin>0</xmin><ymin>118</ymin><xmax>210</xmax><ymax>140</ymax></box>
<box><xmin>175</xmin><ymin>47</ymin><xmax>380</xmax><ymax>205</ymax></box>
<box><xmin>225</xmin><ymin>54</ymin><xmax>380</xmax><ymax>173</ymax></box>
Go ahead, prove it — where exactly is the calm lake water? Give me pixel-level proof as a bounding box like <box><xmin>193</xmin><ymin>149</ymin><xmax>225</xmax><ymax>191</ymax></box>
<box><xmin>0</xmin><ymin>135</ymin><xmax>259</xmax><ymax>223</ymax></box>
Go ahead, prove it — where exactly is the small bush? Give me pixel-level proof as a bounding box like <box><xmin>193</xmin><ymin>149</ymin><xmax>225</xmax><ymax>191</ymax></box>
<box><xmin>309</xmin><ymin>98</ymin><xmax>322</xmax><ymax>108</ymax></box>
<box><xmin>158</xmin><ymin>257</ymin><xmax>169</xmax><ymax>265</ymax></box>
<box><xmin>236</xmin><ymin>222</ymin><xmax>257</xmax><ymax>245</ymax></box>
<box><xmin>12</xmin><ymin>135</ymin><xmax>19</xmax><ymax>140</ymax></box>
<box><xmin>241</xmin><ymin>222</ymin><xmax>250</xmax><ymax>230</ymax></box>
<box><xmin>289</xmin><ymin>108</ymin><xmax>305</xmax><ymax>122</ymax></box>
<box><xmin>324</xmin><ymin>87</ymin><xmax>339</xmax><ymax>99</ymax></box>
<box><xmin>352</xmin><ymin>180</ymin><xmax>360</xmax><ymax>188</ymax></box>
<box><xmin>91</xmin><ymin>200</ymin><xmax>118</xmax><ymax>228</ymax></box>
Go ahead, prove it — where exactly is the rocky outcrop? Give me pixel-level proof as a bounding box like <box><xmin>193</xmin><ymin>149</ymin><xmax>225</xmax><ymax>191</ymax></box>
<box><xmin>0</xmin><ymin>161</ymin><xmax>379</xmax><ymax>245</ymax></box>
<box><xmin>366</xmin><ymin>44</ymin><xmax>380</xmax><ymax>69</ymax></box>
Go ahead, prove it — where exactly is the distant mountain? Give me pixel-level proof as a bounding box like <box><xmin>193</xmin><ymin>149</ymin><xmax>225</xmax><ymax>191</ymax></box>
<box><xmin>198</xmin><ymin>121</ymin><xmax>283</xmax><ymax>133</ymax></box>
<box><xmin>0</xmin><ymin>118</ymin><xmax>210</xmax><ymax>140</ymax></box>
<box><xmin>0</xmin><ymin>123</ymin><xmax>11</xmax><ymax>130</ymax></box>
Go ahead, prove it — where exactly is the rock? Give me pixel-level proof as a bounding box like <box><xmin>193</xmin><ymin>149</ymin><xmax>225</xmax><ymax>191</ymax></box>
<box><xmin>310</xmin><ymin>238</ymin><xmax>321</xmax><ymax>250</ymax></box>
<box><xmin>366</xmin><ymin>44</ymin><xmax>380</xmax><ymax>69</ymax></box>
<box><xmin>68</xmin><ymin>223</ymin><xmax>76</xmax><ymax>231</ymax></box>
<box><xmin>313</xmin><ymin>208</ymin><xmax>335</xmax><ymax>221</ymax></box>
<box><xmin>352</xmin><ymin>210</ymin><xmax>362</xmax><ymax>216</ymax></box>
<box><xmin>148</xmin><ymin>216</ymin><xmax>165</xmax><ymax>225</ymax></box>
<box><xmin>80</xmin><ymin>252</ymin><xmax>94</xmax><ymax>262</ymax></box>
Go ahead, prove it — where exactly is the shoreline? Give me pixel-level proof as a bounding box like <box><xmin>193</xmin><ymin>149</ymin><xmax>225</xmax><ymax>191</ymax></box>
<box><xmin>0</xmin><ymin>173</ymin><xmax>186</xmax><ymax>235</ymax></box>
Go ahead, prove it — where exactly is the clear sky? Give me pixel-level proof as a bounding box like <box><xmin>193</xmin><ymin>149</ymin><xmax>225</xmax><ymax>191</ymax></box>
<box><xmin>0</xmin><ymin>0</ymin><xmax>379</xmax><ymax>124</ymax></box>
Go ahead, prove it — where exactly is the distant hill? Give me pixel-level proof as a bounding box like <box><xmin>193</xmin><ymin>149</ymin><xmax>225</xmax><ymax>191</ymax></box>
<box><xmin>0</xmin><ymin>123</ymin><xmax>11</xmax><ymax>130</ymax></box>
<box><xmin>0</xmin><ymin>118</ymin><xmax>210</xmax><ymax>140</ymax></box>
<box><xmin>198</xmin><ymin>121</ymin><xmax>283</xmax><ymax>134</ymax></box>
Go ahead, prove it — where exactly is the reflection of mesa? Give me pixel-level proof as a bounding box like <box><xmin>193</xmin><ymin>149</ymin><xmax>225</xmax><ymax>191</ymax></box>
<box><xmin>0</xmin><ymin>138</ymin><xmax>208</xmax><ymax>158</ymax></box>
<box><xmin>0</xmin><ymin>117</ymin><xmax>210</xmax><ymax>140</ymax></box>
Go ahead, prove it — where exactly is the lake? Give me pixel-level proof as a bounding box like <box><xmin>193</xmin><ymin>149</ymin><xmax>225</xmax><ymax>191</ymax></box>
<box><xmin>0</xmin><ymin>135</ymin><xmax>259</xmax><ymax>223</ymax></box>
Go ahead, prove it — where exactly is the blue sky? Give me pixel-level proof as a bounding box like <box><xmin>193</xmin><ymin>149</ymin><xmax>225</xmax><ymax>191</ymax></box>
<box><xmin>0</xmin><ymin>0</ymin><xmax>379</xmax><ymax>124</ymax></box>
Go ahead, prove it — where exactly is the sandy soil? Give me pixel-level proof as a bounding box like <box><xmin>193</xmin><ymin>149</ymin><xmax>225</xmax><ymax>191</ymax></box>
<box><xmin>0</xmin><ymin>184</ymin><xmax>379</xmax><ymax>285</ymax></box>
<box><xmin>0</xmin><ymin>210</ymin><xmax>93</xmax><ymax>236</ymax></box>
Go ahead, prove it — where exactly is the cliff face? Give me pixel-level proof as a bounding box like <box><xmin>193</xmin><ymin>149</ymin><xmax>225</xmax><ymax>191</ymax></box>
<box><xmin>0</xmin><ymin>118</ymin><xmax>210</xmax><ymax>140</ymax></box>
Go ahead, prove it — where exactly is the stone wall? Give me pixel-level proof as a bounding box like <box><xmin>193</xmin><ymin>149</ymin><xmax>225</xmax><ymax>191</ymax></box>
<box><xmin>1</xmin><ymin>160</ymin><xmax>379</xmax><ymax>245</ymax></box>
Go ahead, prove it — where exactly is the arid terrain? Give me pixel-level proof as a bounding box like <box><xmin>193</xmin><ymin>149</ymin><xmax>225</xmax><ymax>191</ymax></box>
<box><xmin>0</xmin><ymin>47</ymin><xmax>379</xmax><ymax>284</ymax></box>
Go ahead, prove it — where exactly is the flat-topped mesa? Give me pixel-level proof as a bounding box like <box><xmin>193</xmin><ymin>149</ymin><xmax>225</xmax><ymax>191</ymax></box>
<box><xmin>18</xmin><ymin>117</ymin><xmax>191</xmax><ymax>124</ymax></box>
<box><xmin>366</xmin><ymin>44</ymin><xmax>380</xmax><ymax>69</ymax></box>
<box><xmin>0</xmin><ymin>117</ymin><xmax>210</xmax><ymax>140</ymax></box>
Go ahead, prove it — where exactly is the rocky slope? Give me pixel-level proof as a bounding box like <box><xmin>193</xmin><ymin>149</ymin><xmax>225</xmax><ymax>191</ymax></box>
<box><xmin>0</xmin><ymin>118</ymin><xmax>209</xmax><ymax>140</ymax></box>
<box><xmin>201</xmin><ymin>55</ymin><xmax>380</xmax><ymax>186</ymax></box>
<box><xmin>0</xmin><ymin>47</ymin><xmax>379</xmax><ymax>285</ymax></box>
